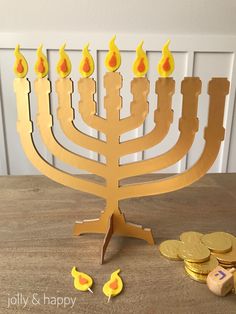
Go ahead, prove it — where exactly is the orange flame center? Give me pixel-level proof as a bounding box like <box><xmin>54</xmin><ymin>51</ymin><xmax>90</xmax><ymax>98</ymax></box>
<box><xmin>83</xmin><ymin>57</ymin><xmax>91</xmax><ymax>73</ymax></box>
<box><xmin>17</xmin><ymin>59</ymin><xmax>24</xmax><ymax>73</ymax></box>
<box><xmin>137</xmin><ymin>57</ymin><xmax>145</xmax><ymax>73</ymax></box>
<box><xmin>79</xmin><ymin>275</ymin><xmax>88</xmax><ymax>285</ymax></box>
<box><xmin>109</xmin><ymin>279</ymin><xmax>118</xmax><ymax>290</ymax></box>
<box><xmin>60</xmin><ymin>59</ymin><xmax>68</xmax><ymax>73</ymax></box>
<box><xmin>38</xmin><ymin>57</ymin><xmax>45</xmax><ymax>73</ymax></box>
<box><xmin>162</xmin><ymin>57</ymin><xmax>170</xmax><ymax>72</ymax></box>
<box><xmin>109</xmin><ymin>52</ymin><xmax>117</xmax><ymax>68</ymax></box>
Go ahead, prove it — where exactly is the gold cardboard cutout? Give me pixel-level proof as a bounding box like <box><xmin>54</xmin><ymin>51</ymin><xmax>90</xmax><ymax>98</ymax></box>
<box><xmin>14</xmin><ymin>48</ymin><xmax>230</xmax><ymax>264</ymax></box>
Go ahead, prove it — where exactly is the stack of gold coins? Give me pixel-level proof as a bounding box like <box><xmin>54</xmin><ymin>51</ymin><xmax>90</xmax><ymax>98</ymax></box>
<box><xmin>159</xmin><ymin>231</ymin><xmax>236</xmax><ymax>284</ymax></box>
<box><xmin>207</xmin><ymin>233</ymin><xmax>236</xmax><ymax>269</ymax></box>
<box><xmin>179</xmin><ymin>232</ymin><xmax>214</xmax><ymax>283</ymax></box>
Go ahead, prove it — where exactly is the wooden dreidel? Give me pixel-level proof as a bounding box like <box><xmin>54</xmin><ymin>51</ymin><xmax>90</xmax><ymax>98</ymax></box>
<box><xmin>207</xmin><ymin>266</ymin><xmax>235</xmax><ymax>296</ymax></box>
<box><xmin>103</xmin><ymin>269</ymin><xmax>123</xmax><ymax>302</ymax></box>
<box><xmin>71</xmin><ymin>266</ymin><xmax>93</xmax><ymax>294</ymax></box>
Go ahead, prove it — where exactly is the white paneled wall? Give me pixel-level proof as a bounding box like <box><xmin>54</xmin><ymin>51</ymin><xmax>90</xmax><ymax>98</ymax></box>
<box><xmin>0</xmin><ymin>33</ymin><xmax>236</xmax><ymax>175</ymax></box>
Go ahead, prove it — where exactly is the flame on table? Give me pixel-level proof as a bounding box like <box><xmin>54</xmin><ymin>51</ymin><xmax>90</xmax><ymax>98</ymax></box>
<box><xmin>105</xmin><ymin>35</ymin><xmax>121</xmax><ymax>72</ymax></box>
<box><xmin>71</xmin><ymin>266</ymin><xmax>93</xmax><ymax>292</ymax></box>
<box><xmin>56</xmin><ymin>44</ymin><xmax>71</xmax><ymax>78</ymax></box>
<box><xmin>79</xmin><ymin>43</ymin><xmax>94</xmax><ymax>78</ymax></box>
<box><xmin>14</xmin><ymin>45</ymin><xmax>28</xmax><ymax>78</ymax></box>
<box><xmin>158</xmin><ymin>40</ymin><xmax>175</xmax><ymax>77</ymax></box>
<box><xmin>103</xmin><ymin>269</ymin><xmax>123</xmax><ymax>299</ymax></box>
<box><xmin>132</xmin><ymin>41</ymin><xmax>149</xmax><ymax>77</ymax></box>
<box><xmin>34</xmin><ymin>45</ymin><xmax>48</xmax><ymax>78</ymax></box>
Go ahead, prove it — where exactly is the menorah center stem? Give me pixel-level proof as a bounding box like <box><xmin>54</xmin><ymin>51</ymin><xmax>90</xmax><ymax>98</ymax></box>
<box><xmin>104</xmin><ymin>102</ymin><xmax>121</xmax><ymax>209</ymax></box>
<box><xmin>106</xmin><ymin>132</ymin><xmax>120</xmax><ymax>188</ymax></box>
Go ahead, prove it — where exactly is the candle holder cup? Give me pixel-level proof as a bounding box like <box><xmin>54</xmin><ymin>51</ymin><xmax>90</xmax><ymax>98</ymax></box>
<box><xmin>14</xmin><ymin>43</ymin><xmax>230</xmax><ymax>263</ymax></box>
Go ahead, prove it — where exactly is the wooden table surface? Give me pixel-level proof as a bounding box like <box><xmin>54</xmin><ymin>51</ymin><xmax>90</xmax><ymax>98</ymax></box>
<box><xmin>0</xmin><ymin>174</ymin><xmax>236</xmax><ymax>314</ymax></box>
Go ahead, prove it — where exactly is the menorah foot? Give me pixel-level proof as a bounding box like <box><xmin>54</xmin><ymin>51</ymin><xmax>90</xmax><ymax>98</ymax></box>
<box><xmin>73</xmin><ymin>210</ymin><xmax>155</xmax><ymax>264</ymax></box>
<box><xmin>101</xmin><ymin>214</ymin><xmax>114</xmax><ymax>264</ymax></box>
<box><xmin>112</xmin><ymin>211</ymin><xmax>155</xmax><ymax>245</ymax></box>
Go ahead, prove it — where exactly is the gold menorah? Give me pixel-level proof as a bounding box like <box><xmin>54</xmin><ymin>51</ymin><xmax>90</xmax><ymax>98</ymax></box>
<box><xmin>13</xmin><ymin>38</ymin><xmax>230</xmax><ymax>264</ymax></box>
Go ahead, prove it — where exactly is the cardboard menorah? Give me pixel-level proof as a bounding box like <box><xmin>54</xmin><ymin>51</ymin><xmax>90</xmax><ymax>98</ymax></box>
<box><xmin>14</xmin><ymin>37</ymin><xmax>230</xmax><ymax>264</ymax></box>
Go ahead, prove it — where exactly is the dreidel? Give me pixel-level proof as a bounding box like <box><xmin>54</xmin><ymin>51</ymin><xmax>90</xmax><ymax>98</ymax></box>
<box><xmin>207</xmin><ymin>266</ymin><xmax>235</xmax><ymax>296</ymax></box>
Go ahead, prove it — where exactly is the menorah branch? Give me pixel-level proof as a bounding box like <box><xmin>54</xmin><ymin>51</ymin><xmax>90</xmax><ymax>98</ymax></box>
<box><xmin>118</xmin><ymin>78</ymin><xmax>230</xmax><ymax>199</ymax></box>
<box><xmin>14</xmin><ymin>78</ymin><xmax>107</xmax><ymax>199</ymax></box>
<box><xmin>117</xmin><ymin>78</ymin><xmax>175</xmax><ymax>157</ymax></box>
<box><xmin>118</xmin><ymin>77</ymin><xmax>201</xmax><ymax>179</ymax></box>
<box><xmin>56</xmin><ymin>78</ymin><xmax>108</xmax><ymax>156</ymax></box>
<box><xmin>118</xmin><ymin>77</ymin><xmax>149</xmax><ymax>135</ymax></box>
<box><xmin>35</xmin><ymin>78</ymin><xmax>107</xmax><ymax>178</ymax></box>
<box><xmin>78</xmin><ymin>78</ymin><xmax>108</xmax><ymax>134</ymax></box>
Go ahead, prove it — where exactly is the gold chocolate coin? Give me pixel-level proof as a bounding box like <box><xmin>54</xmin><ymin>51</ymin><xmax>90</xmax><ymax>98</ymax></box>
<box><xmin>211</xmin><ymin>236</ymin><xmax>236</xmax><ymax>264</ymax></box>
<box><xmin>178</xmin><ymin>242</ymin><xmax>210</xmax><ymax>262</ymax></box>
<box><xmin>219</xmin><ymin>263</ymin><xmax>235</xmax><ymax>269</ymax></box>
<box><xmin>184</xmin><ymin>255</ymin><xmax>218</xmax><ymax>274</ymax></box>
<box><xmin>201</xmin><ymin>232</ymin><xmax>232</xmax><ymax>253</ymax></box>
<box><xmin>213</xmin><ymin>232</ymin><xmax>235</xmax><ymax>240</ymax></box>
<box><xmin>218</xmin><ymin>257</ymin><xmax>236</xmax><ymax>264</ymax></box>
<box><xmin>159</xmin><ymin>240</ymin><xmax>182</xmax><ymax>261</ymax></box>
<box><xmin>180</xmin><ymin>231</ymin><xmax>203</xmax><ymax>244</ymax></box>
<box><xmin>184</xmin><ymin>266</ymin><xmax>207</xmax><ymax>283</ymax></box>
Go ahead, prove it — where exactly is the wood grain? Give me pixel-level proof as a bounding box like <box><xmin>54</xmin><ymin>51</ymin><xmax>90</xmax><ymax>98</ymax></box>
<box><xmin>0</xmin><ymin>174</ymin><xmax>236</xmax><ymax>313</ymax></box>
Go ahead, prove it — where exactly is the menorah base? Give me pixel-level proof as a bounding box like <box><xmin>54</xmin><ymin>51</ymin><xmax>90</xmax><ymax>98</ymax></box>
<box><xmin>73</xmin><ymin>211</ymin><xmax>155</xmax><ymax>264</ymax></box>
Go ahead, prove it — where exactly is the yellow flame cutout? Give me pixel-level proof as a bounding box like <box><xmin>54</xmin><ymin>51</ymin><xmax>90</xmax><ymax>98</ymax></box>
<box><xmin>103</xmin><ymin>269</ymin><xmax>123</xmax><ymax>298</ymax></box>
<box><xmin>34</xmin><ymin>45</ymin><xmax>48</xmax><ymax>78</ymax></box>
<box><xmin>56</xmin><ymin>44</ymin><xmax>71</xmax><ymax>78</ymax></box>
<box><xmin>105</xmin><ymin>35</ymin><xmax>121</xmax><ymax>72</ymax></box>
<box><xmin>158</xmin><ymin>40</ymin><xmax>175</xmax><ymax>77</ymax></box>
<box><xmin>132</xmin><ymin>41</ymin><xmax>149</xmax><ymax>77</ymax></box>
<box><xmin>14</xmin><ymin>45</ymin><xmax>28</xmax><ymax>78</ymax></box>
<box><xmin>79</xmin><ymin>43</ymin><xmax>94</xmax><ymax>78</ymax></box>
<box><xmin>71</xmin><ymin>267</ymin><xmax>93</xmax><ymax>292</ymax></box>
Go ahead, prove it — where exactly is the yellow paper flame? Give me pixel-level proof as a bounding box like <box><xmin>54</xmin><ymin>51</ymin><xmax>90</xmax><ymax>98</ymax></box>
<box><xmin>79</xmin><ymin>43</ymin><xmax>94</xmax><ymax>78</ymax></box>
<box><xmin>158</xmin><ymin>40</ymin><xmax>175</xmax><ymax>77</ymax></box>
<box><xmin>34</xmin><ymin>45</ymin><xmax>48</xmax><ymax>78</ymax></box>
<box><xmin>56</xmin><ymin>44</ymin><xmax>71</xmax><ymax>78</ymax></box>
<box><xmin>105</xmin><ymin>35</ymin><xmax>121</xmax><ymax>72</ymax></box>
<box><xmin>132</xmin><ymin>41</ymin><xmax>149</xmax><ymax>77</ymax></box>
<box><xmin>71</xmin><ymin>267</ymin><xmax>93</xmax><ymax>292</ymax></box>
<box><xmin>14</xmin><ymin>45</ymin><xmax>28</xmax><ymax>78</ymax></box>
<box><xmin>103</xmin><ymin>269</ymin><xmax>123</xmax><ymax>298</ymax></box>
